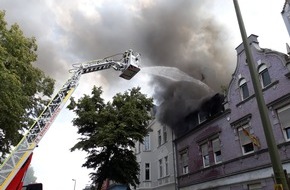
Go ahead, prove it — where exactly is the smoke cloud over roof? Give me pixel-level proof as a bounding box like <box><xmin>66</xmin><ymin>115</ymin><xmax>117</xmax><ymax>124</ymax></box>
<box><xmin>2</xmin><ymin>0</ymin><xmax>235</xmax><ymax>132</ymax></box>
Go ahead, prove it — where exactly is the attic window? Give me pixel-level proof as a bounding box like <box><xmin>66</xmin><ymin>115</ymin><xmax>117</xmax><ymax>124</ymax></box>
<box><xmin>239</xmin><ymin>78</ymin><xmax>249</xmax><ymax>100</ymax></box>
<box><xmin>198</xmin><ymin>111</ymin><xmax>207</xmax><ymax>124</ymax></box>
<box><xmin>258</xmin><ymin>64</ymin><xmax>271</xmax><ymax>88</ymax></box>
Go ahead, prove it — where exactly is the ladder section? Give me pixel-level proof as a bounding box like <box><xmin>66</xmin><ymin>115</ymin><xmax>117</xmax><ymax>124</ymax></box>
<box><xmin>0</xmin><ymin>50</ymin><xmax>141</xmax><ymax>189</ymax></box>
<box><xmin>0</xmin><ymin>69</ymin><xmax>82</xmax><ymax>189</ymax></box>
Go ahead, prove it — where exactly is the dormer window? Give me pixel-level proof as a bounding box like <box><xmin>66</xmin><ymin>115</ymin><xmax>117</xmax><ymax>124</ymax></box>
<box><xmin>198</xmin><ymin>111</ymin><xmax>207</xmax><ymax>124</ymax></box>
<box><xmin>258</xmin><ymin>64</ymin><xmax>271</xmax><ymax>88</ymax></box>
<box><xmin>239</xmin><ymin>78</ymin><xmax>249</xmax><ymax>100</ymax></box>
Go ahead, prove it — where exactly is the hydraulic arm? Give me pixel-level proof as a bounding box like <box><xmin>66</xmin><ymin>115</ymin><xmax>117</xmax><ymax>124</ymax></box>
<box><xmin>0</xmin><ymin>50</ymin><xmax>140</xmax><ymax>190</ymax></box>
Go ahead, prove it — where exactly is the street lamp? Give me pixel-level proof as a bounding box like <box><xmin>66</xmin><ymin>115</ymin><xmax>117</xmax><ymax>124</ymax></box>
<box><xmin>72</xmin><ymin>179</ymin><xmax>76</xmax><ymax>190</ymax></box>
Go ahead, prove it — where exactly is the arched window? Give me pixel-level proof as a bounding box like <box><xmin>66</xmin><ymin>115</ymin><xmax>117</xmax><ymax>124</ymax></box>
<box><xmin>258</xmin><ymin>64</ymin><xmax>271</xmax><ymax>87</ymax></box>
<box><xmin>239</xmin><ymin>78</ymin><xmax>249</xmax><ymax>100</ymax></box>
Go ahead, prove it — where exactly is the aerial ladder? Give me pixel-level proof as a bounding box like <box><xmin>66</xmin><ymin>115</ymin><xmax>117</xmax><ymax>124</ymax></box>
<box><xmin>0</xmin><ymin>50</ymin><xmax>141</xmax><ymax>190</ymax></box>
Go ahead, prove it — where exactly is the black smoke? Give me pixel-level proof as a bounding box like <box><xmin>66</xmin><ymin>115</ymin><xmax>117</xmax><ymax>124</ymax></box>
<box><xmin>2</xmin><ymin>0</ymin><xmax>235</xmax><ymax>133</ymax></box>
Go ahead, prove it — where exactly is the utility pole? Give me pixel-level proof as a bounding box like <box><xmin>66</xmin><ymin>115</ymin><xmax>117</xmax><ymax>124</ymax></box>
<box><xmin>233</xmin><ymin>0</ymin><xmax>289</xmax><ymax>189</ymax></box>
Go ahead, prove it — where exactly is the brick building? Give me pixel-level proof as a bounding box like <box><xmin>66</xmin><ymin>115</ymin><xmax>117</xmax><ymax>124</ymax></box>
<box><xmin>175</xmin><ymin>34</ymin><xmax>290</xmax><ymax>190</ymax></box>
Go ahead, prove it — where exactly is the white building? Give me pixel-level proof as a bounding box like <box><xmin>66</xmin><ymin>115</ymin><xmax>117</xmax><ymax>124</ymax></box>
<box><xmin>134</xmin><ymin>110</ymin><xmax>176</xmax><ymax>190</ymax></box>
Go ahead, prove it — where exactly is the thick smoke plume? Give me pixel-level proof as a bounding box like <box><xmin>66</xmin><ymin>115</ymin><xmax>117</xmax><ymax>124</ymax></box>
<box><xmin>137</xmin><ymin>1</ymin><xmax>235</xmax><ymax>132</ymax></box>
<box><xmin>2</xmin><ymin>0</ymin><xmax>235</xmax><ymax>133</ymax></box>
<box><xmin>153</xmin><ymin>78</ymin><xmax>215</xmax><ymax>135</ymax></box>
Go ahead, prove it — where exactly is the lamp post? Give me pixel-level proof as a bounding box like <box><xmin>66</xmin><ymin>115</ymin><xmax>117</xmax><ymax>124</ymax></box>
<box><xmin>72</xmin><ymin>179</ymin><xmax>76</xmax><ymax>190</ymax></box>
<box><xmin>233</xmin><ymin>0</ymin><xmax>289</xmax><ymax>189</ymax></box>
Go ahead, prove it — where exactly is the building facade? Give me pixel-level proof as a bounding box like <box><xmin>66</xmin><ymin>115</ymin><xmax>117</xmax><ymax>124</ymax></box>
<box><xmin>282</xmin><ymin>0</ymin><xmax>290</xmax><ymax>37</ymax></box>
<box><xmin>134</xmin><ymin>112</ymin><xmax>177</xmax><ymax>190</ymax></box>
<box><xmin>175</xmin><ymin>34</ymin><xmax>290</xmax><ymax>190</ymax></box>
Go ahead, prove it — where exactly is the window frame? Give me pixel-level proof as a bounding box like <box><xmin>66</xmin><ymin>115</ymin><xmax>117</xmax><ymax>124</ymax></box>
<box><xmin>158</xmin><ymin>129</ymin><xmax>162</xmax><ymax>146</ymax></box>
<box><xmin>136</xmin><ymin>141</ymin><xmax>141</xmax><ymax>154</ymax></box>
<box><xmin>198</xmin><ymin>111</ymin><xmax>207</xmax><ymax>124</ymax></box>
<box><xmin>138</xmin><ymin>162</ymin><xmax>141</xmax><ymax>181</ymax></box>
<box><xmin>197</xmin><ymin>135</ymin><xmax>222</xmax><ymax>168</ymax></box>
<box><xmin>239</xmin><ymin>78</ymin><xmax>249</xmax><ymax>100</ymax></box>
<box><xmin>212</xmin><ymin>138</ymin><xmax>222</xmax><ymax>164</ymax></box>
<box><xmin>179</xmin><ymin>149</ymin><xmax>189</xmax><ymax>174</ymax></box>
<box><xmin>277</xmin><ymin>104</ymin><xmax>290</xmax><ymax>141</ymax></box>
<box><xmin>144</xmin><ymin>162</ymin><xmax>151</xmax><ymax>181</ymax></box>
<box><xmin>143</xmin><ymin>135</ymin><xmax>151</xmax><ymax>151</ymax></box>
<box><xmin>163</xmin><ymin>125</ymin><xmax>168</xmax><ymax>143</ymax></box>
<box><xmin>286</xmin><ymin>128</ymin><xmax>290</xmax><ymax>140</ymax></box>
<box><xmin>201</xmin><ymin>143</ymin><xmax>210</xmax><ymax>168</ymax></box>
<box><xmin>164</xmin><ymin>156</ymin><xmax>169</xmax><ymax>176</ymax></box>
<box><xmin>238</xmin><ymin>125</ymin><xmax>254</xmax><ymax>155</ymax></box>
<box><xmin>258</xmin><ymin>64</ymin><xmax>271</xmax><ymax>88</ymax></box>
<box><xmin>248</xmin><ymin>182</ymin><xmax>262</xmax><ymax>190</ymax></box>
<box><xmin>159</xmin><ymin>159</ymin><xmax>163</xmax><ymax>178</ymax></box>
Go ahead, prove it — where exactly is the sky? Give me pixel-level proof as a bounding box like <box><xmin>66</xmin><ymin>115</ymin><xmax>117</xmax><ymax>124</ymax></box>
<box><xmin>1</xmin><ymin>0</ymin><xmax>289</xmax><ymax>189</ymax></box>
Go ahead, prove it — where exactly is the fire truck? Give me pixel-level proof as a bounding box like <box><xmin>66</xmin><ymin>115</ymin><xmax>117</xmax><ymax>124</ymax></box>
<box><xmin>0</xmin><ymin>50</ymin><xmax>141</xmax><ymax>190</ymax></box>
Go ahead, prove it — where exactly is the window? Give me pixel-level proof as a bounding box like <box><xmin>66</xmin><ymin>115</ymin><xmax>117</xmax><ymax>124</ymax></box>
<box><xmin>163</xmin><ymin>125</ymin><xmax>167</xmax><ymax>143</ymax></box>
<box><xmin>198</xmin><ymin>111</ymin><xmax>207</xmax><ymax>124</ymax></box>
<box><xmin>164</xmin><ymin>156</ymin><xmax>169</xmax><ymax>176</ymax></box>
<box><xmin>238</xmin><ymin>126</ymin><xmax>254</xmax><ymax>154</ymax></box>
<box><xmin>201</xmin><ymin>143</ymin><xmax>210</xmax><ymax>167</ymax></box>
<box><xmin>159</xmin><ymin>159</ymin><xmax>163</xmax><ymax>178</ymax></box>
<box><xmin>145</xmin><ymin>163</ymin><xmax>150</xmax><ymax>181</ymax></box>
<box><xmin>199</xmin><ymin>136</ymin><xmax>222</xmax><ymax>168</ymax></box>
<box><xmin>138</xmin><ymin>162</ymin><xmax>141</xmax><ymax>181</ymax></box>
<box><xmin>158</xmin><ymin>126</ymin><xmax>167</xmax><ymax>146</ymax></box>
<box><xmin>212</xmin><ymin>138</ymin><xmax>222</xmax><ymax>163</ymax></box>
<box><xmin>286</xmin><ymin>128</ymin><xmax>290</xmax><ymax>140</ymax></box>
<box><xmin>158</xmin><ymin>130</ymin><xmax>162</xmax><ymax>146</ymax></box>
<box><xmin>258</xmin><ymin>64</ymin><xmax>271</xmax><ymax>87</ymax></box>
<box><xmin>180</xmin><ymin>150</ymin><xmax>188</xmax><ymax>174</ymax></box>
<box><xmin>277</xmin><ymin>104</ymin><xmax>290</xmax><ymax>140</ymax></box>
<box><xmin>239</xmin><ymin>78</ymin><xmax>249</xmax><ymax>100</ymax></box>
<box><xmin>143</xmin><ymin>135</ymin><xmax>150</xmax><ymax>151</ymax></box>
<box><xmin>136</xmin><ymin>141</ymin><xmax>141</xmax><ymax>153</ymax></box>
<box><xmin>248</xmin><ymin>183</ymin><xmax>262</xmax><ymax>190</ymax></box>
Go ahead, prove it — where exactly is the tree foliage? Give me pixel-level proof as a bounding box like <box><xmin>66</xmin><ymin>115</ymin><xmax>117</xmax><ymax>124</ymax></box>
<box><xmin>0</xmin><ymin>10</ymin><xmax>55</xmax><ymax>158</ymax></box>
<box><xmin>68</xmin><ymin>86</ymin><xmax>153</xmax><ymax>189</ymax></box>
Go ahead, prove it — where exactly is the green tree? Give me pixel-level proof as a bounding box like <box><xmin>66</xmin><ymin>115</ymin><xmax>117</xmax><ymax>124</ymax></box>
<box><xmin>68</xmin><ymin>86</ymin><xmax>153</xmax><ymax>190</ymax></box>
<box><xmin>0</xmin><ymin>10</ymin><xmax>55</xmax><ymax>158</ymax></box>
